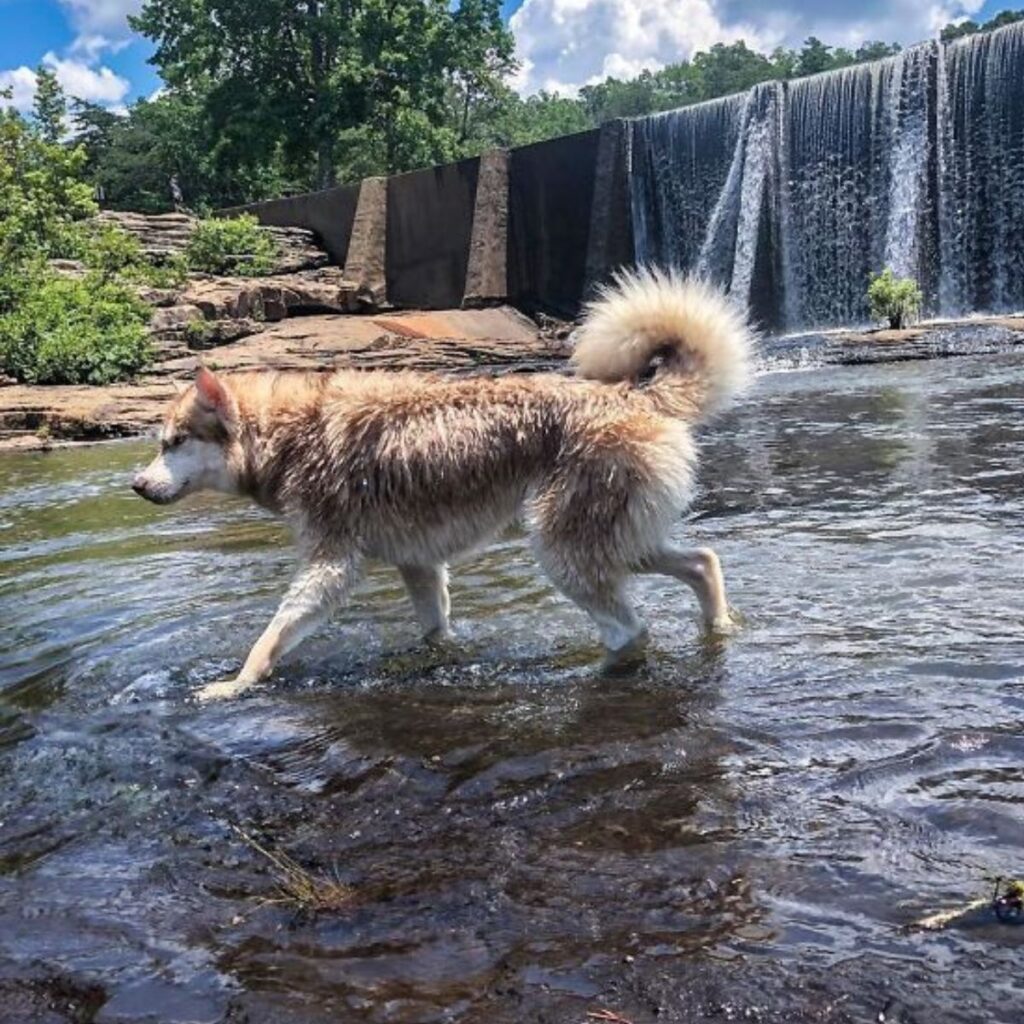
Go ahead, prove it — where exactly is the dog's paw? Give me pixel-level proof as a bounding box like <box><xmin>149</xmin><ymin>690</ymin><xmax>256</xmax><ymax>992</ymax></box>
<box><xmin>709</xmin><ymin>607</ymin><xmax>744</xmax><ymax>635</ymax></box>
<box><xmin>195</xmin><ymin>678</ymin><xmax>251</xmax><ymax>702</ymax></box>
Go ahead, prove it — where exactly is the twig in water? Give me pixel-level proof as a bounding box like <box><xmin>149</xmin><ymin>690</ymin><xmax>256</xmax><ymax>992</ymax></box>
<box><xmin>229</xmin><ymin>822</ymin><xmax>355</xmax><ymax>913</ymax></box>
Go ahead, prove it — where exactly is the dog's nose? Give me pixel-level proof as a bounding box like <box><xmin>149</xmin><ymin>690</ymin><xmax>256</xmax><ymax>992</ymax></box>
<box><xmin>131</xmin><ymin>474</ymin><xmax>147</xmax><ymax>496</ymax></box>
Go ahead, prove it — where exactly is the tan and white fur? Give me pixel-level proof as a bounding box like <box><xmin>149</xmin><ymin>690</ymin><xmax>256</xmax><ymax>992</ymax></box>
<box><xmin>132</xmin><ymin>268</ymin><xmax>753</xmax><ymax>700</ymax></box>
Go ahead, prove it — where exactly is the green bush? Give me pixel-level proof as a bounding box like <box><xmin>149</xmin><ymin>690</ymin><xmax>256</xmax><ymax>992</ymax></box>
<box><xmin>77</xmin><ymin>223</ymin><xmax>189</xmax><ymax>289</ymax></box>
<box><xmin>0</xmin><ymin>104</ymin><xmax>96</xmax><ymax>272</ymax></box>
<box><xmin>0</xmin><ymin>272</ymin><xmax>152</xmax><ymax>385</ymax></box>
<box><xmin>79</xmin><ymin>224</ymin><xmax>144</xmax><ymax>279</ymax></box>
<box><xmin>184</xmin><ymin>215</ymin><xmax>275</xmax><ymax>276</ymax></box>
<box><xmin>867</xmin><ymin>268</ymin><xmax>923</xmax><ymax>330</ymax></box>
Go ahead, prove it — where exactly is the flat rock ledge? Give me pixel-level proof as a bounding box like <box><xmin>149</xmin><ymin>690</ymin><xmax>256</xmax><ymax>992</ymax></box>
<box><xmin>0</xmin><ymin>307</ymin><xmax>566</xmax><ymax>452</ymax></box>
<box><xmin>96</xmin><ymin>210</ymin><xmax>329</xmax><ymax>275</ymax></box>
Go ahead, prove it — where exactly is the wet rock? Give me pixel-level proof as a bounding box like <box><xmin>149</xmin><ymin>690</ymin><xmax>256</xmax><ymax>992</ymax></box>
<box><xmin>0</xmin><ymin>969</ymin><xmax>106</xmax><ymax>1024</ymax></box>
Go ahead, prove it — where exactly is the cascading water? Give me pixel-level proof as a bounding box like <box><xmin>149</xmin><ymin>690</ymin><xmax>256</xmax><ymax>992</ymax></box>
<box><xmin>629</xmin><ymin>21</ymin><xmax>1024</xmax><ymax>330</ymax></box>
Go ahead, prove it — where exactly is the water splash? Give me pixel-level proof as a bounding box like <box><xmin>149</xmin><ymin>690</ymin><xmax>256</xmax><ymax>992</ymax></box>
<box><xmin>630</xmin><ymin>22</ymin><xmax>1024</xmax><ymax>330</ymax></box>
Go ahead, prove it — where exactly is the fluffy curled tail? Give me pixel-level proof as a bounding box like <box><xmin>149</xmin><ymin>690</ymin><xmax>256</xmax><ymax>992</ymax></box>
<box><xmin>571</xmin><ymin>267</ymin><xmax>754</xmax><ymax>420</ymax></box>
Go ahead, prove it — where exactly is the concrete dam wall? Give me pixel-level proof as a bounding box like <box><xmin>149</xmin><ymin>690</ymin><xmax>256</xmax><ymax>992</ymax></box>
<box><xmin>224</xmin><ymin>124</ymin><xmax>633</xmax><ymax>319</ymax></box>
<box><xmin>228</xmin><ymin>21</ymin><xmax>1024</xmax><ymax>330</ymax></box>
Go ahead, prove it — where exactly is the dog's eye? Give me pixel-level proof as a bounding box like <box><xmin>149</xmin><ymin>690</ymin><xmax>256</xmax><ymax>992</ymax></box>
<box><xmin>161</xmin><ymin>435</ymin><xmax>186</xmax><ymax>453</ymax></box>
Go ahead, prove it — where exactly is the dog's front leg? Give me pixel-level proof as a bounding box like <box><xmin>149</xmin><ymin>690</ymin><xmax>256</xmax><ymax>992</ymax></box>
<box><xmin>196</xmin><ymin>557</ymin><xmax>359</xmax><ymax>701</ymax></box>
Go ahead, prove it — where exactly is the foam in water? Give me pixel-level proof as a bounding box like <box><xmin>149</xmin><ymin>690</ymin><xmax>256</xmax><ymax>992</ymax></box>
<box><xmin>629</xmin><ymin>22</ymin><xmax>1024</xmax><ymax>330</ymax></box>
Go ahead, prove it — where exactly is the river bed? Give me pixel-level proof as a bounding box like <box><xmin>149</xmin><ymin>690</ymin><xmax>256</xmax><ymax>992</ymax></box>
<box><xmin>1</xmin><ymin>352</ymin><xmax>1022</xmax><ymax>1023</ymax></box>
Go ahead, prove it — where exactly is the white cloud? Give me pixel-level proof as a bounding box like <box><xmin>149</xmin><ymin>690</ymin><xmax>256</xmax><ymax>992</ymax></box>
<box><xmin>43</xmin><ymin>52</ymin><xmax>131</xmax><ymax>104</ymax></box>
<box><xmin>0</xmin><ymin>66</ymin><xmax>39</xmax><ymax>112</ymax></box>
<box><xmin>58</xmin><ymin>0</ymin><xmax>144</xmax><ymax>57</ymax></box>
<box><xmin>510</xmin><ymin>0</ymin><xmax>990</xmax><ymax>96</ymax></box>
<box><xmin>0</xmin><ymin>53</ymin><xmax>130</xmax><ymax>113</ymax></box>
<box><xmin>70</xmin><ymin>33</ymin><xmax>132</xmax><ymax>62</ymax></box>
<box><xmin>510</xmin><ymin>0</ymin><xmax>773</xmax><ymax>96</ymax></box>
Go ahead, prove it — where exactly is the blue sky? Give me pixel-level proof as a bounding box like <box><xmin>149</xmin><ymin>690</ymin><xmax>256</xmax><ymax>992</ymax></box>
<box><xmin>0</xmin><ymin>0</ymin><xmax>1013</xmax><ymax>109</ymax></box>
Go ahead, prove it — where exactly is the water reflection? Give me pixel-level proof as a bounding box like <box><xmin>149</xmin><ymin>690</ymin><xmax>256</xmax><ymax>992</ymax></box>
<box><xmin>0</xmin><ymin>353</ymin><xmax>1022</xmax><ymax>1021</ymax></box>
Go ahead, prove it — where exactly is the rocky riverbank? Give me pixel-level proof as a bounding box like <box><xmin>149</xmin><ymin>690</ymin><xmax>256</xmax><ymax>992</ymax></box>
<box><xmin>0</xmin><ymin>306</ymin><xmax>560</xmax><ymax>452</ymax></box>
<box><xmin>2</xmin><ymin>212</ymin><xmax>1022</xmax><ymax>453</ymax></box>
<box><xmin>0</xmin><ymin>212</ymin><xmax>565</xmax><ymax>452</ymax></box>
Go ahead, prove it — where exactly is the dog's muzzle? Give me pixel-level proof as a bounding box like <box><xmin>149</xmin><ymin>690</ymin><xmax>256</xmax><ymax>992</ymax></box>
<box><xmin>131</xmin><ymin>473</ymin><xmax>173</xmax><ymax>504</ymax></box>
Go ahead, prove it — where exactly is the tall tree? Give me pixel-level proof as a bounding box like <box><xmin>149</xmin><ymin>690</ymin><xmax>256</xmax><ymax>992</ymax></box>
<box><xmin>691</xmin><ymin>42</ymin><xmax>779</xmax><ymax>99</ymax></box>
<box><xmin>132</xmin><ymin>0</ymin><xmax>513</xmax><ymax>188</ymax></box>
<box><xmin>32</xmin><ymin>65</ymin><xmax>66</xmax><ymax>143</ymax></box>
<box><xmin>794</xmin><ymin>37</ymin><xmax>835</xmax><ymax>77</ymax></box>
<box><xmin>69</xmin><ymin>99</ymin><xmax>121</xmax><ymax>178</ymax></box>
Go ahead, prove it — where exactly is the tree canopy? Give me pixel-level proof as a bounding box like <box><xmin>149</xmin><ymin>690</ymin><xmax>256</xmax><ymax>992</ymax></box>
<box><xmin>8</xmin><ymin>3</ymin><xmax>1015</xmax><ymax>212</ymax></box>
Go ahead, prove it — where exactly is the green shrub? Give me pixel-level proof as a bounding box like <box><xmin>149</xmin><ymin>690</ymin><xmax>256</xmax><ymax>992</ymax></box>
<box><xmin>79</xmin><ymin>224</ymin><xmax>144</xmax><ymax>279</ymax></box>
<box><xmin>867</xmin><ymin>268</ymin><xmax>923</xmax><ymax>330</ymax></box>
<box><xmin>0</xmin><ymin>272</ymin><xmax>152</xmax><ymax>385</ymax></box>
<box><xmin>184</xmin><ymin>215</ymin><xmax>275</xmax><ymax>276</ymax></box>
<box><xmin>184</xmin><ymin>318</ymin><xmax>214</xmax><ymax>346</ymax></box>
<box><xmin>78</xmin><ymin>224</ymin><xmax>190</xmax><ymax>289</ymax></box>
<box><xmin>0</xmin><ymin>104</ymin><xmax>97</xmax><ymax>273</ymax></box>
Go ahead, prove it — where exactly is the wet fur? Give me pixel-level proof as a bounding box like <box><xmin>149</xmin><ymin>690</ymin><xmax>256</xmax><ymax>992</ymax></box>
<box><xmin>133</xmin><ymin>268</ymin><xmax>754</xmax><ymax>698</ymax></box>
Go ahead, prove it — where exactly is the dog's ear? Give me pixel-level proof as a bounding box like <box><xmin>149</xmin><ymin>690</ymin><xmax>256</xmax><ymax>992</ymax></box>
<box><xmin>195</xmin><ymin>366</ymin><xmax>235</xmax><ymax>425</ymax></box>
<box><xmin>194</xmin><ymin>368</ymin><xmax>227</xmax><ymax>411</ymax></box>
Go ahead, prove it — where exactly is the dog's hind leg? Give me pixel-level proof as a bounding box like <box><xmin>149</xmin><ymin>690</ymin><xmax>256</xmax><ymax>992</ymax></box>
<box><xmin>535</xmin><ymin>542</ymin><xmax>646</xmax><ymax>654</ymax></box>
<box><xmin>638</xmin><ymin>545</ymin><xmax>731</xmax><ymax>631</ymax></box>
<box><xmin>398</xmin><ymin>563</ymin><xmax>452</xmax><ymax>641</ymax></box>
<box><xmin>196</xmin><ymin>556</ymin><xmax>360</xmax><ymax>701</ymax></box>
<box><xmin>574</xmin><ymin>581</ymin><xmax>647</xmax><ymax>656</ymax></box>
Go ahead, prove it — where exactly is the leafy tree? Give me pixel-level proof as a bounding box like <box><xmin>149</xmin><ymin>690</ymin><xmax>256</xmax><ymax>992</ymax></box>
<box><xmin>69</xmin><ymin>100</ymin><xmax>122</xmax><ymax>179</ymax></box>
<box><xmin>132</xmin><ymin>0</ymin><xmax>514</xmax><ymax>188</ymax></box>
<box><xmin>184</xmin><ymin>215</ymin><xmax>276</xmax><ymax>275</ymax></box>
<box><xmin>0</xmin><ymin>273</ymin><xmax>151</xmax><ymax>384</ymax></box>
<box><xmin>940</xmin><ymin>10</ymin><xmax>1023</xmax><ymax>42</ymax></box>
<box><xmin>0</xmin><ymin>95</ymin><xmax>151</xmax><ymax>385</ymax></box>
<box><xmin>855</xmin><ymin>41</ymin><xmax>902</xmax><ymax>62</ymax></box>
<box><xmin>983</xmin><ymin>9</ymin><xmax>1024</xmax><ymax>30</ymax></box>
<box><xmin>497</xmin><ymin>91</ymin><xmax>591</xmax><ymax>146</ymax></box>
<box><xmin>580</xmin><ymin>73</ymin><xmax>660</xmax><ymax>123</ymax></box>
<box><xmin>445</xmin><ymin>0</ymin><xmax>517</xmax><ymax>148</ymax></box>
<box><xmin>794</xmin><ymin>37</ymin><xmax>835</xmax><ymax>77</ymax></box>
<box><xmin>867</xmin><ymin>268</ymin><xmax>923</xmax><ymax>329</ymax></box>
<box><xmin>32</xmin><ymin>65</ymin><xmax>66</xmax><ymax>144</ymax></box>
<box><xmin>941</xmin><ymin>19</ymin><xmax>981</xmax><ymax>41</ymax></box>
<box><xmin>692</xmin><ymin>42</ymin><xmax>780</xmax><ymax>98</ymax></box>
<box><xmin>0</xmin><ymin>97</ymin><xmax>95</xmax><ymax>279</ymax></box>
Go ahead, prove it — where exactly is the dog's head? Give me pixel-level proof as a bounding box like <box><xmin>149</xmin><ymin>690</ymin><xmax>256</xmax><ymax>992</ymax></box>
<box><xmin>132</xmin><ymin>367</ymin><xmax>243</xmax><ymax>505</ymax></box>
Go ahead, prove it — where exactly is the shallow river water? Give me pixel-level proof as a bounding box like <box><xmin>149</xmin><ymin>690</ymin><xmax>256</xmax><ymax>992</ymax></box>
<box><xmin>1</xmin><ymin>352</ymin><xmax>1023</xmax><ymax>1023</ymax></box>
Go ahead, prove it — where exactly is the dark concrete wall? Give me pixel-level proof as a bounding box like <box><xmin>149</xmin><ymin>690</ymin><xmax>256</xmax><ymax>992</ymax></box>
<box><xmin>224</xmin><ymin>121</ymin><xmax>635</xmax><ymax>316</ymax></box>
<box><xmin>386</xmin><ymin>158</ymin><xmax>479</xmax><ymax>309</ymax></box>
<box><xmin>507</xmin><ymin>129</ymin><xmax>602</xmax><ymax>316</ymax></box>
<box><xmin>224</xmin><ymin>184</ymin><xmax>360</xmax><ymax>266</ymax></box>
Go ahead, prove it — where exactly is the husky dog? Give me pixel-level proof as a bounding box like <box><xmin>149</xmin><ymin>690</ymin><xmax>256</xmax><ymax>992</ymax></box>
<box><xmin>132</xmin><ymin>269</ymin><xmax>753</xmax><ymax>700</ymax></box>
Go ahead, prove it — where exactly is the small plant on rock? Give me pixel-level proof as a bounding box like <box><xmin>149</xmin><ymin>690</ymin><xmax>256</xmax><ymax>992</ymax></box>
<box><xmin>867</xmin><ymin>268</ymin><xmax>923</xmax><ymax>330</ymax></box>
<box><xmin>185</xmin><ymin>215</ymin><xmax>276</xmax><ymax>276</ymax></box>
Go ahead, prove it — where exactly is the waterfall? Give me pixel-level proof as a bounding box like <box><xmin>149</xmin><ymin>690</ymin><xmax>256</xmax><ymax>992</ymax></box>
<box><xmin>629</xmin><ymin>22</ymin><xmax>1024</xmax><ymax>330</ymax></box>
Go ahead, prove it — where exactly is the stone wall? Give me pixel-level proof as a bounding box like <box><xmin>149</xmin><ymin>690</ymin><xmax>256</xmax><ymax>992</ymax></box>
<box><xmin>222</xmin><ymin>122</ymin><xmax>634</xmax><ymax>316</ymax></box>
<box><xmin>222</xmin><ymin>184</ymin><xmax>361</xmax><ymax>267</ymax></box>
